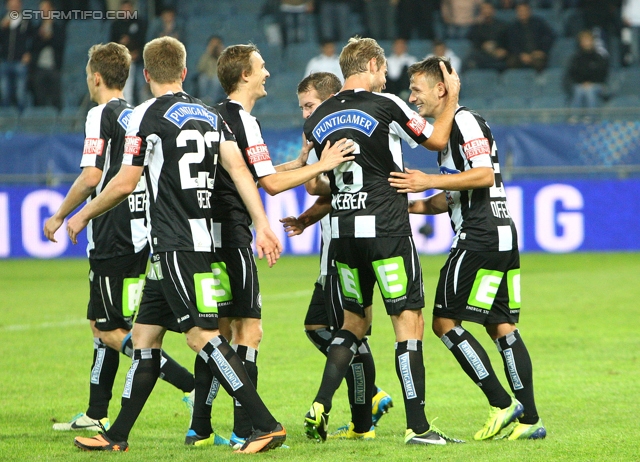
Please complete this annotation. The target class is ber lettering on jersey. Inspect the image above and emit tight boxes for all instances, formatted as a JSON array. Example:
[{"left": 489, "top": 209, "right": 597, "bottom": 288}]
[
  {"left": 245, "top": 144, "right": 271, "bottom": 164},
  {"left": 463, "top": 138, "right": 490, "bottom": 160},
  {"left": 83, "top": 138, "right": 105, "bottom": 155},
  {"left": 124, "top": 136, "right": 142, "bottom": 156},
  {"left": 406, "top": 114, "right": 427, "bottom": 136}
]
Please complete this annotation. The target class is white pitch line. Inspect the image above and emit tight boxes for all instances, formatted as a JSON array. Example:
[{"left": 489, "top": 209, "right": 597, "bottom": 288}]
[{"left": 0, "top": 318, "right": 87, "bottom": 332}]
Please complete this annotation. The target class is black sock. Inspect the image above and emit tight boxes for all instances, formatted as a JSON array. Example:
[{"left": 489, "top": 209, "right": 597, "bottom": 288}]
[
  {"left": 441, "top": 326, "right": 511, "bottom": 409},
  {"left": 159, "top": 351, "right": 195, "bottom": 393},
  {"left": 199, "top": 336, "right": 277, "bottom": 433},
  {"left": 395, "top": 340, "right": 428, "bottom": 434},
  {"left": 305, "top": 327, "right": 333, "bottom": 356},
  {"left": 86, "top": 339, "right": 119, "bottom": 420},
  {"left": 190, "top": 354, "right": 220, "bottom": 436},
  {"left": 314, "top": 329, "right": 359, "bottom": 413},
  {"left": 120, "top": 333, "right": 194, "bottom": 393},
  {"left": 232, "top": 345, "right": 259, "bottom": 438},
  {"left": 346, "top": 338, "right": 375, "bottom": 433},
  {"left": 496, "top": 329, "right": 539, "bottom": 424},
  {"left": 106, "top": 348, "right": 161, "bottom": 442}
]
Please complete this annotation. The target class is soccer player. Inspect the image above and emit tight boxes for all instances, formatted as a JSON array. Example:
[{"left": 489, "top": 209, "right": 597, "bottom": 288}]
[
  {"left": 280, "top": 72, "right": 393, "bottom": 440},
  {"left": 43, "top": 42, "right": 194, "bottom": 433},
  {"left": 190, "top": 44, "right": 355, "bottom": 449},
  {"left": 301, "top": 37, "right": 463, "bottom": 445},
  {"left": 388, "top": 56, "right": 546, "bottom": 441},
  {"left": 67, "top": 36, "right": 286, "bottom": 454}
]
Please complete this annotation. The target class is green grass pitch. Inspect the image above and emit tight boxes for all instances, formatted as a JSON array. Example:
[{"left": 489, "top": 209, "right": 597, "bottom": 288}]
[{"left": 0, "top": 253, "right": 638, "bottom": 461}]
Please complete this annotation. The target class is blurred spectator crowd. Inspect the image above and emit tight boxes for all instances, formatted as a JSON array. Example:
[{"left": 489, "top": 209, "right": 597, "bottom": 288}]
[{"left": 0, "top": 0, "right": 638, "bottom": 123}]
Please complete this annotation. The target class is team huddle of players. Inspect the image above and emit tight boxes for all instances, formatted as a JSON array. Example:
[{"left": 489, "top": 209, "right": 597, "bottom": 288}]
[{"left": 44, "top": 34, "right": 545, "bottom": 454}]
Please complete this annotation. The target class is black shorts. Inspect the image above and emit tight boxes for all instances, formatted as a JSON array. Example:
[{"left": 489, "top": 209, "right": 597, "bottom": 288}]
[
  {"left": 155, "top": 251, "right": 220, "bottom": 332},
  {"left": 87, "top": 249, "right": 149, "bottom": 331},
  {"left": 212, "top": 247, "right": 261, "bottom": 319},
  {"left": 433, "top": 248, "right": 521, "bottom": 325},
  {"left": 134, "top": 276, "right": 181, "bottom": 333},
  {"left": 330, "top": 236, "right": 424, "bottom": 317}
]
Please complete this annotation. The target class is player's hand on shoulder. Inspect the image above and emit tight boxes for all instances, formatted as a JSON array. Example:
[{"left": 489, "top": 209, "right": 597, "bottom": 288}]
[
  {"left": 389, "top": 168, "right": 432, "bottom": 194},
  {"left": 319, "top": 138, "right": 355, "bottom": 171}
]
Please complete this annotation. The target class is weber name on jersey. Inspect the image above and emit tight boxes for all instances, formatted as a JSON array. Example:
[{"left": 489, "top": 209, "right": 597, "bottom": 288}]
[
  {"left": 81, "top": 98, "right": 147, "bottom": 259},
  {"left": 123, "top": 92, "right": 234, "bottom": 253},
  {"left": 439, "top": 107, "right": 517, "bottom": 251},
  {"left": 212, "top": 99, "right": 277, "bottom": 248},
  {"left": 304, "top": 90, "right": 433, "bottom": 238}
]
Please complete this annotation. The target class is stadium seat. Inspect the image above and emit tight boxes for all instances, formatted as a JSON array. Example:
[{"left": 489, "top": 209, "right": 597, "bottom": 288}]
[
  {"left": 606, "top": 95, "right": 640, "bottom": 108},
  {"left": 534, "top": 67, "right": 568, "bottom": 96},
  {"left": 609, "top": 68, "right": 640, "bottom": 97},
  {"left": 407, "top": 39, "right": 432, "bottom": 59},
  {"left": 19, "top": 107, "right": 59, "bottom": 133},
  {"left": 499, "top": 68, "right": 537, "bottom": 97},
  {"left": 446, "top": 39, "right": 470, "bottom": 62},
  {"left": 461, "top": 69, "right": 500, "bottom": 99},
  {"left": 548, "top": 37, "right": 576, "bottom": 68},
  {"left": 460, "top": 96, "right": 493, "bottom": 111},
  {"left": 491, "top": 95, "right": 530, "bottom": 110},
  {"left": 529, "top": 95, "right": 568, "bottom": 109},
  {"left": 284, "top": 42, "right": 319, "bottom": 75}
]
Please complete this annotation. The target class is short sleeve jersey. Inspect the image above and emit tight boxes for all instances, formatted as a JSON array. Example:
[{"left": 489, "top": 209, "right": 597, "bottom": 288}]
[
  {"left": 211, "top": 99, "right": 277, "bottom": 248},
  {"left": 80, "top": 98, "right": 147, "bottom": 259},
  {"left": 303, "top": 89, "right": 433, "bottom": 238},
  {"left": 439, "top": 107, "right": 517, "bottom": 251},
  {"left": 123, "top": 92, "right": 235, "bottom": 254}
]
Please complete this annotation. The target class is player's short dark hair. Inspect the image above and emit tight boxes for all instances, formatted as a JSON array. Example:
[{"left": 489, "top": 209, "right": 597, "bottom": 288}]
[
  {"left": 143, "top": 37, "right": 186, "bottom": 84},
  {"left": 339, "top": 36, "right": 386, "bottom": 80},
  {"left": 87, "top": 42, "right": 131, "bottom": 90},
  {"left": 297, "top": 72, "right": 341, "bottom": 101},
  {"left": 217, "top": 43, "right": 260, "bottom": 96},
  {"left": 407, "top": 56, "right": 452, "bottom": 85}
]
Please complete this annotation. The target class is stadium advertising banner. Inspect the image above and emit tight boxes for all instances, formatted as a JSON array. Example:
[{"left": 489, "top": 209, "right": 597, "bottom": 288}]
[{"left": 1, "top": 179, "right": 638, "bottom": 258}]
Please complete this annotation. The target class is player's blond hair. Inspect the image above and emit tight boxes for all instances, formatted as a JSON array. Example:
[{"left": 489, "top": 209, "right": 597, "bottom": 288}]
[
  {"left": 217, "top": 44, "right": 260, "bottom": 96},
  {"left": 339, "top": 37, "right": 386, "bottom": 80},
  {"left": 143, "top": 37, "right": 186, "bottom": 84},
  {"left": 87, "top": 43, "right": 131, "bottom": 90}
]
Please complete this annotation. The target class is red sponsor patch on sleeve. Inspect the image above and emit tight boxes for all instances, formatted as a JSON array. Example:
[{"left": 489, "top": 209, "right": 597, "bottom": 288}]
[
  {"left": 462, "top": 138, "right": 491, "bottom": 160},
  {"left": 245, "top": 144, "right": 271, "bottom": 164},
  {"left": 83, "top": 138, "right": 105, "bottom": 155},
  {"left": 124, "top": 136, "right": 143, "bottom": 156},
  {"left": 406, "top": 115, "right": 427, "bottom": 136}
]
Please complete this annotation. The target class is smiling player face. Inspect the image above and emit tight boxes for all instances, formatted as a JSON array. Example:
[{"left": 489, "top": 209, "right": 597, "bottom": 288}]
[
  {"left": 408, "top": 72, "right": 442, "bottom": 118},
  {"left": 248, "top": 51, "right": 270, "bottom": 100}
]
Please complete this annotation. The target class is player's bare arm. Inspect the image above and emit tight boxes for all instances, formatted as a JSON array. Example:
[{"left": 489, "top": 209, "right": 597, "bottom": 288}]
[
  {"left": 44, "top": 166, "right": 102, "bottom": 242},
  {"left": 66, "top": 164, "right": 143, "bottom": 244},
  {"left": 274, "top": 133, "right": 314, "bottom": 172},
  {"left": 420, "top": 62, "right": 460, "bottom": 151},
  {"left": 408, "top": 192, "right": 448, "bottom": 215},
  {"left": 280, "top": 195, "right": 331, "bottom": 237},
  {"left": 389, "top": 166, "right": 494, "bottom": 193},
  {"left": 219, "top": 140, "right": 282, "bottom": 267},
  {"left": 305, "top": 173, "right": 331, "bottom": 196},
  {"left": 258, "top": 138, "right": 355, "bottom": 195}
]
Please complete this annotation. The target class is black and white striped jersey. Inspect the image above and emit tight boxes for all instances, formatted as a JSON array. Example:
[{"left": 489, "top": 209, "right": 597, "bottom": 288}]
[
  {"left": 211, "top": 99, "right": 277, "bottom": 248},
  {"left": 123, "top": 92, "right": 235, "bottom": 253},
  {"left": 304, "top": 89, "right": 433, "bottom": 238},
  {"left": 81, "top": 98, "right": 147, "bottom": 259},
  {"left": 439, "top": 107, "right": 517, "bottom": 251}
]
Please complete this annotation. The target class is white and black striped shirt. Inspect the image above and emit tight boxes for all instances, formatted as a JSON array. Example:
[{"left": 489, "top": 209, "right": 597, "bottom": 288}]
[
  {"left": 439, "top": 107, "right": 517, "bottom": 251},
  {"left": 81, "top": 98, "right": 147, "bottom": 259},
  {"left": 123, "top": 92, "right": 235, "bottom": 253},
  {"left": 304, "top": 89, "right": 433, "bottom": 238}
]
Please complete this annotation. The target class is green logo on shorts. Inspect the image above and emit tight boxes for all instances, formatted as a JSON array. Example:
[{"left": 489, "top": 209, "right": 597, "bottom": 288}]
[
  {"left": 194, "top": 262, "right": 233, "bottom": 313},
  {"left": 507, "top": 269, "right": 521, "bottom": 309},
  {"left": 336, "top": 262, "right": 363, "bottom": 304},
  {"left": 122, "top": 276, "right": 145, "bottom": 317},
  {"left": 372, "top": 256, "right": 407, "bottom": 299},
  {"left": 468, "top": 269, "right": 504, "bottom": 310}
]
